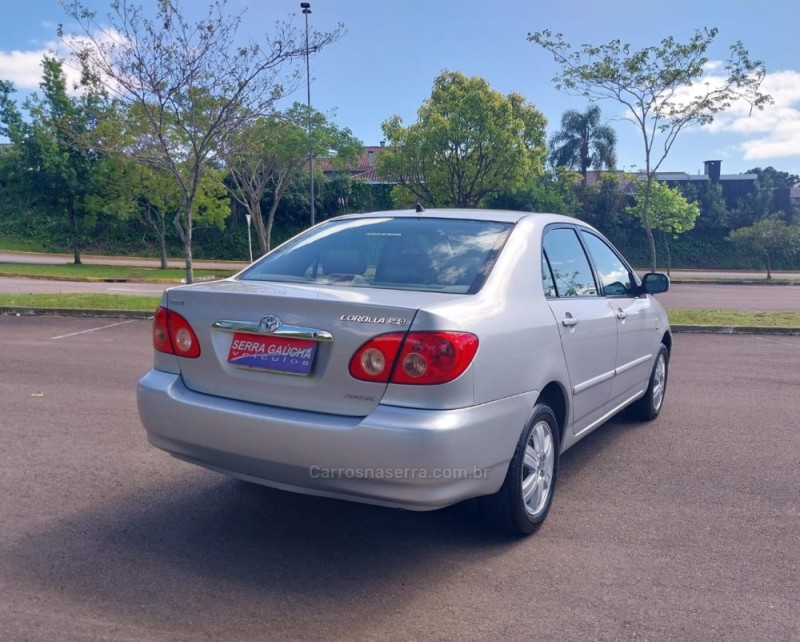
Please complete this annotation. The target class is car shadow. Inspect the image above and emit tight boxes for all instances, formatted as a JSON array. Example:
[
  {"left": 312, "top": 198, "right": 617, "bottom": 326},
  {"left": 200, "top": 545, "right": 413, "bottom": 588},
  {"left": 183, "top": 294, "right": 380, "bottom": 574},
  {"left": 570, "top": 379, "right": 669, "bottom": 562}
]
[
  {"left": 5, "top": 411, "right": 650, "bottom": 633},
  {"left": 6, "top": 467, "right": 523, "bottom": 630}
]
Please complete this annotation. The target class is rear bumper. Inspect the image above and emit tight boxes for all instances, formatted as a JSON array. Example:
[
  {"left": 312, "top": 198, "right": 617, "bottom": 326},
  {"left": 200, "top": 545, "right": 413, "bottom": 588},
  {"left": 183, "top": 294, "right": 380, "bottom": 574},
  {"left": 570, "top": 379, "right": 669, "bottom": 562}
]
[{"left": 137, "top": 369, "right": 538, "bottom": 510}]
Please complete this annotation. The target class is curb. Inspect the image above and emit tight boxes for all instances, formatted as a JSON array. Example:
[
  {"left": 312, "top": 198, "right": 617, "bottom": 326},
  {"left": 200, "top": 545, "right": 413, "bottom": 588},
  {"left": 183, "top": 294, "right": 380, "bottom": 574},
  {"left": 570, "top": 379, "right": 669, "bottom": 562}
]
[
  {"left": 3, "top": 308, "right": 800, "bottom": 335},
  {"left": 1, "top": 307, "right": 153, "bottom": 320},
  {"left": 669, "top": 324, "right": 800, "bottom": 336},
  {"left": 669, "top": 279, "right": 800, "bottom": 286}
]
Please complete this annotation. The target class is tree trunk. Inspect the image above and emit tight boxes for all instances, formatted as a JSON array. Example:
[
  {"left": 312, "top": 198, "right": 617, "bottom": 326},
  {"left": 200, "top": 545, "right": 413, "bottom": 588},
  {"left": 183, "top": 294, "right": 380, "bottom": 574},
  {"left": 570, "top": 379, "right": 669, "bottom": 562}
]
[
  {"left": 67, "top": 197, "right": 82, "bottom": 265},
  {"left": 250, "top": 197, "right": 269, "bottom": 255},
  {"left": 662, "top": 230, "right": 672, "bottom": 276},
  {"left": 158, "top": 214, "right": 168, "bottom": 270},
  {"left": 642, "top": 177, "right": 658, "bottom": 272},
  {"left": 265, "top": 197, "right": 280, "bottom": 253},
  {"left": 765, "top": 251, "right": 772, "bottom": 280},
  {"left": 173, "top": 201, "right": 193, "bottom": 285},
  {"left": 144, "top": 205, "right": 169, "bottom": 269}
]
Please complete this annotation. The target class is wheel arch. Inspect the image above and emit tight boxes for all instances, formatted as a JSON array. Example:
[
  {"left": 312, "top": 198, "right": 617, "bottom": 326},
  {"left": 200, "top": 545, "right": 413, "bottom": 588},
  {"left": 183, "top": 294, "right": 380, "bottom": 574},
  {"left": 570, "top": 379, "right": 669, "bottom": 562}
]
[
  {"left": 537, "top": 381, "right": 568, "bottom": 447},
  {"left": 661, "top": 330, "right": 672, "bottom": 354}
]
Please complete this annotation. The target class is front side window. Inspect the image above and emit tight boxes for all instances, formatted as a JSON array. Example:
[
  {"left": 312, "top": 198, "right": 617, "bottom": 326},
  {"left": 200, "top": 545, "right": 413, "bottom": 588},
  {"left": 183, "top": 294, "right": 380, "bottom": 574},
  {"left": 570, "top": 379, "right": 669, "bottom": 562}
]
[
  {"left": 542, "top": 228, "right": 597, "bottom": 297},
  {"left": 580, "top": 231, "right": 634, "bottom": 296},
  {"left": 240, "top": 217, "right": 513, "bottom": 294}
]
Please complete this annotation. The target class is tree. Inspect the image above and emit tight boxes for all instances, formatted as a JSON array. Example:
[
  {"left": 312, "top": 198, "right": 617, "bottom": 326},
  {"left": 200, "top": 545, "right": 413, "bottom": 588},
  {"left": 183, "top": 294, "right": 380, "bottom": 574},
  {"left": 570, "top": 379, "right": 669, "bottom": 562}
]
[
  {"left": 682, "top": 181, "right": 730, "bottom": 231},
  {"left": 530, "top": 27, "right": 772, "bottom": 272},
  {"left": 0, "top": 57, "right": 114, "bottom": 264},
  {"left": 727, "top": 218, "right": 800, "bottom": 279},
  {"left": 485, "top": 169, "right": 579, "bottom": 215},
  {"left": 377, "top": 71, "right": 547, "bottom": 208},
  {"left": 627, "top": 180, "right": 700, "bottom": 274},
  {"left": 745, "top": 166, "right": 799, "bottom": 189},
  {"left": 221, "top": 104, "right": 362, "bottom": 254},
  {"left": 549, "top": 105, "right": 616, "bottom": 183},
  {"left": 60, "top": 0, "right": 342, "bottom": 282},
  {"left": 744, "top": 167, "right": 799, "bottom": 224}
]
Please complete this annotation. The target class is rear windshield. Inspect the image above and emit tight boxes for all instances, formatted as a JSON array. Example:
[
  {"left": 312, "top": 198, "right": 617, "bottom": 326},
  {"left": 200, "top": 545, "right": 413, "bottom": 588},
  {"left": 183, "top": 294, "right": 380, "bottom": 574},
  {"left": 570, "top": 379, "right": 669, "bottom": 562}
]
[{"left": 239, "top": 217, "right": 514, "bottom": 294}]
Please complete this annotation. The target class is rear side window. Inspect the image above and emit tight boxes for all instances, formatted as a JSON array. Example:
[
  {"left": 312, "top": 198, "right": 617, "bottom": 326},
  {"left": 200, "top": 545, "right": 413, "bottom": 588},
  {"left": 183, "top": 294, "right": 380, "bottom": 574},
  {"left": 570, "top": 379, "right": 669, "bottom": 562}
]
[
  {"left": 240, "top": 217, "right": 513, "bottom": 294},
  {"left": 542, "top": 228, "right": 598, "bottom": 297}
]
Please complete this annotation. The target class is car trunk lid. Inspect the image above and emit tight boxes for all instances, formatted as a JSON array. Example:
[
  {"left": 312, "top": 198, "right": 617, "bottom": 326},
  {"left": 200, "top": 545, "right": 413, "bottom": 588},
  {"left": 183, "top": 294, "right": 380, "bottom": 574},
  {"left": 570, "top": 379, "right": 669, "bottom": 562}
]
[{"left": 164, "top": 279, "right": 439, "bottom": 416}]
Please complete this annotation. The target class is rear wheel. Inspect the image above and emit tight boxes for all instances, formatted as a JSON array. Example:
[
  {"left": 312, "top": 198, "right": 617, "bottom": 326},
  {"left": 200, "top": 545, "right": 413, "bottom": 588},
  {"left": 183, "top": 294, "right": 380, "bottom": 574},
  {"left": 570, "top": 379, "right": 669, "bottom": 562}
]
[
  {"left": 481, "top": 404, "right": 559, "bottom": 535},
  {"left": 628, "top": 344, "right": 669, "bottom": 420}
]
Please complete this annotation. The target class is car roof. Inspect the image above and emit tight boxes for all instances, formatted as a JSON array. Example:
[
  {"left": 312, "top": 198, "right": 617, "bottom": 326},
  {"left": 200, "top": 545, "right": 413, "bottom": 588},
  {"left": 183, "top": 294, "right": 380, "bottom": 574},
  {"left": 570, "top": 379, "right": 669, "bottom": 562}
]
[{"left": 331, "top": 208, "right": 582, "bottom": 227}]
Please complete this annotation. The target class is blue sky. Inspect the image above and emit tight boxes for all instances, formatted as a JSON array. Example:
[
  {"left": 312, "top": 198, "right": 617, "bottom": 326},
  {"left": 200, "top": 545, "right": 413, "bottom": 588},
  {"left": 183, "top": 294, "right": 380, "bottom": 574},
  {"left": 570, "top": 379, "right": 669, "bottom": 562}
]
[{"left": 2, "top": 0, "right": 800, "bottom": 177}]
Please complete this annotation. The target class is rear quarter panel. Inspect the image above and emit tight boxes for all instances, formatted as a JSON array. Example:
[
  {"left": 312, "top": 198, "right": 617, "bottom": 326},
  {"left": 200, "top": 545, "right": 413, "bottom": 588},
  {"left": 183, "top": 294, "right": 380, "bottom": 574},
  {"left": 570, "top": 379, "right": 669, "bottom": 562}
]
[{"left": 381, "top": 217, "right": 570, "bottom": 413}]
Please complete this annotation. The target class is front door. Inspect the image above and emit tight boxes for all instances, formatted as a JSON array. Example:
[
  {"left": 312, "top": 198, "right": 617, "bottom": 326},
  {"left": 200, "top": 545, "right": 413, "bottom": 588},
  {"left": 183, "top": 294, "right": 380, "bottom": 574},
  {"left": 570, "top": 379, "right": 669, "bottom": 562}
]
[{"left": 543, "top": 227, "right": 618, "bottom": 435}]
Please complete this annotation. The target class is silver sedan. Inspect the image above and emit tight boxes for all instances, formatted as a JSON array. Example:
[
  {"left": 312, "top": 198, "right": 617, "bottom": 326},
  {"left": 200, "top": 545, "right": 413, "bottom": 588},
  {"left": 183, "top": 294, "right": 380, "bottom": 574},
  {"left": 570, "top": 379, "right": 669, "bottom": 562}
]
[{"left": 138, "top": 209, "right": 671, "bottom": 534}]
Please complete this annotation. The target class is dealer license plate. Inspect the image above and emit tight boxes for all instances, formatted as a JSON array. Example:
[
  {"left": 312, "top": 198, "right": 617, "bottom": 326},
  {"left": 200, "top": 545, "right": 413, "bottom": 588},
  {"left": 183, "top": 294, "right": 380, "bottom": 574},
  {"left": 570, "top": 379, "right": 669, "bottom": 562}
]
[{"left": 227, "top": 333, "right": 317, "bottom": 376}]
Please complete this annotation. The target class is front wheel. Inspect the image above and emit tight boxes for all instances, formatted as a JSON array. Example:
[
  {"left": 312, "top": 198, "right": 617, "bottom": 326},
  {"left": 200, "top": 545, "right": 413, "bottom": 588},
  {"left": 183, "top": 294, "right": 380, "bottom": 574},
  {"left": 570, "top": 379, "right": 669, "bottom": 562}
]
[
  {"left": 480, "top": 404, "right": 559, "bottom": 535},
  {"left": 628, "top": 344, "right": 669, "bottom": 420}
]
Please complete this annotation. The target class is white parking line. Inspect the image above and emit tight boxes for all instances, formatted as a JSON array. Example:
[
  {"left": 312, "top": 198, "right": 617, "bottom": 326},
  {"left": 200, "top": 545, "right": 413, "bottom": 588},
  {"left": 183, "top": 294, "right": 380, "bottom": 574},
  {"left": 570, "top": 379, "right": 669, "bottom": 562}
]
[
  {"left": 52, "top": 320, "right": 137, "bottom": 340},
  {"left": 751, "top": 336, "right": 800, "bottom": 349}
]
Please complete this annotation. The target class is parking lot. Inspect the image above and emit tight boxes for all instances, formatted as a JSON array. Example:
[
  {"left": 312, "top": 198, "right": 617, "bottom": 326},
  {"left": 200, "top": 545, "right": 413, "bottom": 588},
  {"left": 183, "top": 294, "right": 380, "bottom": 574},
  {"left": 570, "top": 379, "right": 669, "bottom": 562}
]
[{"left": 1, "top": 316, "right": 798, "bottom": 641}]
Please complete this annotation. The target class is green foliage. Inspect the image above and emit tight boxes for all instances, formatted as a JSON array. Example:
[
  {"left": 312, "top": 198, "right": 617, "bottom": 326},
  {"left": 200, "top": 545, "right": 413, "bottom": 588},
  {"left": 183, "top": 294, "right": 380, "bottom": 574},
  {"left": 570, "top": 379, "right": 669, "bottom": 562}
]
[
  {"left": 529, "top": 27, "right": 772, "bottom": 271},
  {"left": 574, "top": 171, "right": 628, "bottom": 231},
  {"left": 627, "top": 180, "right": 700, "bottom": 235},
  {"left": 683, "top": 181, "right": 730, "bottom": 231},
  {"left": 745, "top": 166, "right": 799, "bottom": 189},
  {"left": 549, "top": 105, "right": 616, "bottom": 180},
  {"left": 378, "top": 71, "right": 547, "bottom": 208},
  {"left": 485, "top": 170, "right": 579, "bottom": 214},
  {"left": 222, "top": 105, "right": 362, "bottom": 252},
  {"left": 727, "top": 218, "right": 800, "bottom": 278},
  {"left": 60, "top": 0, "right": 343, "bottom": 282},
  {"left": 0, "top": 58, "right": 119, "bottom": 264}
]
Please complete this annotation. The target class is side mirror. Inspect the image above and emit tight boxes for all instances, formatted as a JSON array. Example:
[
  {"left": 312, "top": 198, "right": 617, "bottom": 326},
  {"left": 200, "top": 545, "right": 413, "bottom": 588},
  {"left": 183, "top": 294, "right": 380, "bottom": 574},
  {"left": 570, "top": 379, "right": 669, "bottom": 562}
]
[{"left": 641, "top": 272, "right": 670, "bottom": 294}]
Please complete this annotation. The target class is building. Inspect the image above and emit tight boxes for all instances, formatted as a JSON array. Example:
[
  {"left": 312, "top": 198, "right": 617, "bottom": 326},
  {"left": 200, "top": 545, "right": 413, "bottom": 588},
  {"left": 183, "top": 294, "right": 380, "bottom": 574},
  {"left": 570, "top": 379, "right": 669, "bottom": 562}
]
[{"left": 319, "top": 143, "right": 389, "bottom": 184}]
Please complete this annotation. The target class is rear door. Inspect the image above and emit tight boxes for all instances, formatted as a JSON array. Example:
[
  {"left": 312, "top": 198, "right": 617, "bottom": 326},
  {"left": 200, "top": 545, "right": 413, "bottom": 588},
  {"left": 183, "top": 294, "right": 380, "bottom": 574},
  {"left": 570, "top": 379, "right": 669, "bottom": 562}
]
[{"left": 542, "top": 227, "right": 618, "bottom": 435}]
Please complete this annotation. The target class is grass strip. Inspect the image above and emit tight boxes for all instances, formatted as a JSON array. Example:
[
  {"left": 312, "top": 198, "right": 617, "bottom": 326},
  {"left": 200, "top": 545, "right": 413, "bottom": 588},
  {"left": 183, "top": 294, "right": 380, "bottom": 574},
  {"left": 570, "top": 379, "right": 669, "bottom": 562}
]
[
  {"left": 0, "top": 293, "right": 160, "bottom": 312},
  {"left": 667, "top": 308, "right": 800, "bottom": 327},
  {"left": 0, "top": 262, "right": 234, "bottom": 281}
]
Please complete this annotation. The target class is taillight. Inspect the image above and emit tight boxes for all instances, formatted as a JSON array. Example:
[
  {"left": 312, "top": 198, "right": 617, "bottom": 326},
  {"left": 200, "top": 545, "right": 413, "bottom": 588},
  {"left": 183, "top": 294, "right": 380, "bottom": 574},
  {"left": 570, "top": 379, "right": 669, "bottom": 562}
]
[
  {"left": 349, "top": 333, "right": 404, "bottom": 383},
  {"left": 349, "top": 331, "right": 478, "bottom": 385},
  {"left": 152, "top": 306, "right": 201, "bottom": 358}
]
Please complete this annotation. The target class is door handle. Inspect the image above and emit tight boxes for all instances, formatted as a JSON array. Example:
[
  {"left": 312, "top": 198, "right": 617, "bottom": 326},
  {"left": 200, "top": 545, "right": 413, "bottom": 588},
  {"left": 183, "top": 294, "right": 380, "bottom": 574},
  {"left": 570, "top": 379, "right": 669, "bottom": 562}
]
[
  {"left": 561, "top": 315, "right": 579, "bottom": 327},
  {"left": 616, "top": 309, "right": 628, "bottom": 320}
]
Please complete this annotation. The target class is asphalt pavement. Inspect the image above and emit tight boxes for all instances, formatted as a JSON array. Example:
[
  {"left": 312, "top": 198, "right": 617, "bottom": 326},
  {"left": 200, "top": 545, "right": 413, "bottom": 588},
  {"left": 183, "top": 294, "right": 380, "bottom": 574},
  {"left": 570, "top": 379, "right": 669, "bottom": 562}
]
[{"left": 1, "top": 316, "right": 798, "bottom": 640}]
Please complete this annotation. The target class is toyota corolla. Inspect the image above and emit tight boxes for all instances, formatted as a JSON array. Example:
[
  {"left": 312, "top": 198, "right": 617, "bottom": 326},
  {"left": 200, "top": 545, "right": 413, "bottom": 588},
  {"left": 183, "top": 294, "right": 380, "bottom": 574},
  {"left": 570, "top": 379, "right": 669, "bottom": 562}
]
[{"left": 137, "top": 209, "right": 671, "bottom": 534}]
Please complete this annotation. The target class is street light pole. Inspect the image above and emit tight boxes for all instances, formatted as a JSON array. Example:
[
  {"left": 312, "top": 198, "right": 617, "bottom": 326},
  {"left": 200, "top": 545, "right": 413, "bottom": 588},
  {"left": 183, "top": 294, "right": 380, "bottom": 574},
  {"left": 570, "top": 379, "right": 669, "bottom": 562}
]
[{"left": 301, "top": 2, "right": 315, "bottom": 227}]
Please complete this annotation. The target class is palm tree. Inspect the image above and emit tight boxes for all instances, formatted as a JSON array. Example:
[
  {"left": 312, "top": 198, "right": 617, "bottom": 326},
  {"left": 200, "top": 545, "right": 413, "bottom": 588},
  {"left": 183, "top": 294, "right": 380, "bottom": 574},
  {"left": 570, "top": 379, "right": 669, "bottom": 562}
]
[{"left": 549, "top": 105, "right": 617, "bottom": 183}]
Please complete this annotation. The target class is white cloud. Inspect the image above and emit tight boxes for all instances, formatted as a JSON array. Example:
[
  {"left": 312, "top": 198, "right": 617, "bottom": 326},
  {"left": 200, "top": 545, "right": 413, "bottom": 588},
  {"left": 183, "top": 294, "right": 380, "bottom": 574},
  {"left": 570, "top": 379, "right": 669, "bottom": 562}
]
[
  {"left": 700, "top": 69, "right": 800, "bottom": 162},
  {"left": 0, "top": 39, "right": 85, "bottom": 93},
  {"left": 0, "top": 48, "right": 53, "bottom": 90}
]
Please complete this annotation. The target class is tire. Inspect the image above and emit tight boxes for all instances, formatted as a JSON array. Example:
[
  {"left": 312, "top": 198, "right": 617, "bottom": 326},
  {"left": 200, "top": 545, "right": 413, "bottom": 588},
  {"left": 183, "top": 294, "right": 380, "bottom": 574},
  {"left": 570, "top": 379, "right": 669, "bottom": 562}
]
[
  {"left": 480, "top": 404, "right": 559, "bottom": 535},
  {"left": 628, "top": 344, "right": 669, "bottom": 421}
]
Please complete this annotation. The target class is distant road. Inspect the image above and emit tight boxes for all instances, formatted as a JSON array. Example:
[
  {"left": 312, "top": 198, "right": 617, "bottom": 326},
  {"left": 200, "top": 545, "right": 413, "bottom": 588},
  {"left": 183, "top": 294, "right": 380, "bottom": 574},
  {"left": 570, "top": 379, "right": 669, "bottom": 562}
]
[
  {"left": 3, "top": 251, "right": 800, "bottom": 311},
  {"left": 2, "top": 251, "right": 800, "bottom": 281},
  {"left": 2, "top": 276, "right": 800, "bottom": 312}
]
